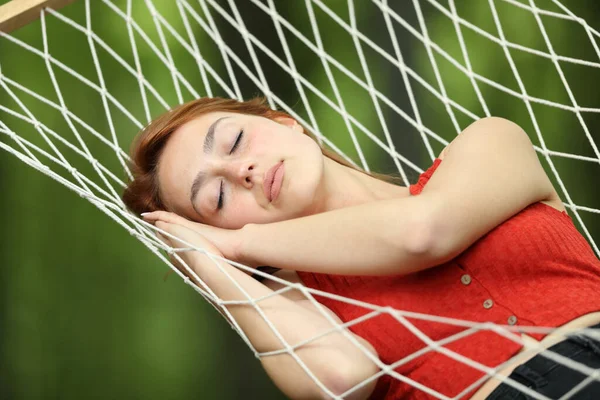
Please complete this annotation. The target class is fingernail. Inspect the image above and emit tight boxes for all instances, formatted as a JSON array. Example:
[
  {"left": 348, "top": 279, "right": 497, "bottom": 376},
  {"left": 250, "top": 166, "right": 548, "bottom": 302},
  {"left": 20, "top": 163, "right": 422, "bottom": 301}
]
[{"left": 141, "top": 212, "right": 150, "bottom": 217}]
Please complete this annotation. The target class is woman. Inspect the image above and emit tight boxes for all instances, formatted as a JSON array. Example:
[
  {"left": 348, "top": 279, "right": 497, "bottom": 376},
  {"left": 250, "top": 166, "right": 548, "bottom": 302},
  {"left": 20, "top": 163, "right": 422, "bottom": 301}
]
[{"left": 123, "top": 97, "right": 600, "bottom": 400}]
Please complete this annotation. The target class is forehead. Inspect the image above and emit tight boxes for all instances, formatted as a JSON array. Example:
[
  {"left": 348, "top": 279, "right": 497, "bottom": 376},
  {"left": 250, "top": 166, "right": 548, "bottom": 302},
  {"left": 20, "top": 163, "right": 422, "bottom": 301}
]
[{"left": 161, "top": 111, "right": 226, "bottom": 168}]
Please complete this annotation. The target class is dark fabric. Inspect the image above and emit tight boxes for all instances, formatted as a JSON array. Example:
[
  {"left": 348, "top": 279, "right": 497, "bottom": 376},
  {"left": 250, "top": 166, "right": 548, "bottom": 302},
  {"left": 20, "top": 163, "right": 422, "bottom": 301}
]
[
  {"left": 486, "top": 322, "right": 600, "bottom": 399},
  {"left": 251, "top": 266, "right": 281, "bottom": 282}
]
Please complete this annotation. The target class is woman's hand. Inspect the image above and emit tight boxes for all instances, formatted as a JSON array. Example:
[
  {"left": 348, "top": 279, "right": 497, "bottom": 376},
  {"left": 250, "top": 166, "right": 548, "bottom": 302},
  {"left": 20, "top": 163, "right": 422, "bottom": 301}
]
[
  {"left": 145, "top": 215, "right": 258, "bottom": 280},
  {"left": 141, "top": 211, "right": 249, "bottom": 268}
]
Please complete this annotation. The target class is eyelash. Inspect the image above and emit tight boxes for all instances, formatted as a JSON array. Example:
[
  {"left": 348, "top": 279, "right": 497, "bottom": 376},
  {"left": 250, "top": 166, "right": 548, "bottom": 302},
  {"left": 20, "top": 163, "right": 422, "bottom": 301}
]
[
  {"left": 217, "top": 130, "right": 244, "bottom": 210},
  {"left": 217, "top": 180, "right": 224, "bottom": 210},
  {"left": 230, "top": 129, "right": 243, "bottom": 154}
]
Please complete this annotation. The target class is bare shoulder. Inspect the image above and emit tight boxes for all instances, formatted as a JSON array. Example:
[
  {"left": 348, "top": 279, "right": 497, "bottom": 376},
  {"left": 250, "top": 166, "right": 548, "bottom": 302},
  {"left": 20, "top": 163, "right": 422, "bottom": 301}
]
[
  {"left": 421, "top": 117, "right": 564, "bottom": 260},
  {"left": 435, "top": 116, "right": 557, "bottom": 204},
  {"left": 438, "top": 117, "right": 527, "bottom": 158}
]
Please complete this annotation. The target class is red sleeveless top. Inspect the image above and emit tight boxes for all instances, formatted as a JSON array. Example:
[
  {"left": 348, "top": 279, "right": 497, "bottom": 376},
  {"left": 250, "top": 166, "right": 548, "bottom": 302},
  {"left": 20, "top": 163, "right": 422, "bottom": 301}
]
[{"left": 296, "top": 158, "right": 600, "bottom": 399}]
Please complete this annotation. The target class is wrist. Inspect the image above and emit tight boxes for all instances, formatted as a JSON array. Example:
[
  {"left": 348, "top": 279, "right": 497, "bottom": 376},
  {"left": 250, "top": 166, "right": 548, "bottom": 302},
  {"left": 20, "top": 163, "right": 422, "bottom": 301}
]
[{"left": 238, "top": 223, "right": 258, "bottom": 267}]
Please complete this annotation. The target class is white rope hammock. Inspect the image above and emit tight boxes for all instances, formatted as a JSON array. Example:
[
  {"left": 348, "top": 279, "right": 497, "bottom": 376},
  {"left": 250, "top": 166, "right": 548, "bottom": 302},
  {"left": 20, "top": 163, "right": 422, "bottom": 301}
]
[{"left": 1, "top": 0, "right": 599, "bottom": 398}]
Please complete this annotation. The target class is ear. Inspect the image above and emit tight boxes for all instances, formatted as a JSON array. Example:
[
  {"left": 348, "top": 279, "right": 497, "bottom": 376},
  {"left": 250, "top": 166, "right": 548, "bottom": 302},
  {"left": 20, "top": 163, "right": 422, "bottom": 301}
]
[{"left": 273, "top": 116, "right": 304, "bottom": 133}]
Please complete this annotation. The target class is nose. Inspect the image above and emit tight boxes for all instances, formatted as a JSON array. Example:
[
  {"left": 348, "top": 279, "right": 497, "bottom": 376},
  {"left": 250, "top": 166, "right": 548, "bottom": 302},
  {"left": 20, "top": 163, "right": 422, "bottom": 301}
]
[{"left": 228, "top": 160, "right": 255, "bottom": 189}]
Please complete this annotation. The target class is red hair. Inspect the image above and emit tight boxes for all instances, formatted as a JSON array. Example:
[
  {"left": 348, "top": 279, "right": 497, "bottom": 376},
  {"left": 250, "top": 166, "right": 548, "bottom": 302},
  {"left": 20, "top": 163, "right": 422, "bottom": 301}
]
[{"left": 122, "top": 96, "right": 396, "bottom": 216}]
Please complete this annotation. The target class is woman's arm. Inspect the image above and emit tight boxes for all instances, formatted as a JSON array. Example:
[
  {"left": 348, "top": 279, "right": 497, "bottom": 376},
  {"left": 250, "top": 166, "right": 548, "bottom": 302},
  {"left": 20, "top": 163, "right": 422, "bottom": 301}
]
[
  {"left": 154, "top": 221, "right": 379, "bottom": 400},
  {"left": 240, "top": 194, "right": 438, "bottom": 276},
  {"left": 240, "top": 117, "right": 554, "bottom": 276}
]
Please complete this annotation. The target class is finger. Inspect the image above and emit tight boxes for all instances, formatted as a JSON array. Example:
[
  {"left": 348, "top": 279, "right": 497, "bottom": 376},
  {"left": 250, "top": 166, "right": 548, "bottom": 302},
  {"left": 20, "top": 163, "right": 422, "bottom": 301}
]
[
  {"left": 142, "top": 210, "right": 191, "bottom": 226},
  {"left": 153, "top": 222, "right": 186, "bottom": 268},
  {"left": 154, "top": 230, "right": 169, "bottom": 245},
  {"left": 141, "top": 211, "right": 170, "bottom": 222},
  {"left": 154, "top": 221, "right": 174, "bottom": 241},
  {"left": 153, "top": 228, "right": 172, "bottom": 250},
  {"left": 152, "top": 221, "right": 177, "bottom": 246},
  {"left": 155, "top": 220, "right": 192, "bottom": 248}
]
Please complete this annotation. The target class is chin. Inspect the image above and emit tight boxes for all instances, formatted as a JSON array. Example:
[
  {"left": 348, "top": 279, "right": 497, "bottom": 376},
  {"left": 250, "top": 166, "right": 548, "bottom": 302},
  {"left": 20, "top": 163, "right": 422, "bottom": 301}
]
[
  {"left": 287, "top": 177, "right": 322, "bottom": 218},
  {"left": 277, "top": 149, "right": 323, "bottom": 217}
]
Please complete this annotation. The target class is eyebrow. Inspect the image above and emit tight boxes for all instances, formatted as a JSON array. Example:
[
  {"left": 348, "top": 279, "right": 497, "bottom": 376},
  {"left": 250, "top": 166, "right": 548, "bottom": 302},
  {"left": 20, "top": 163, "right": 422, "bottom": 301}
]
[{"left": 189, "top": 116, "right": 230, "bottom": 214}]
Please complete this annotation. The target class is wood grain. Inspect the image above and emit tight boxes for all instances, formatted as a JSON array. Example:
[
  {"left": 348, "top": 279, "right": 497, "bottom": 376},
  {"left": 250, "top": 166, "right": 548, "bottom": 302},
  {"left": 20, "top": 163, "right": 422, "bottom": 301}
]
[{"left": 0, "top": 0, "right": 77, "bottom": 33}]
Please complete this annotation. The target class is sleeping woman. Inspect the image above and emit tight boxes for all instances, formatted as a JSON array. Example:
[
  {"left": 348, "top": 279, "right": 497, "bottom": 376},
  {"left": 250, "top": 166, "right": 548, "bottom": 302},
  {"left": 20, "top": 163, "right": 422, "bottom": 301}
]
[{"left": 122, "top": 97, "right": 600, "bottom": 400}]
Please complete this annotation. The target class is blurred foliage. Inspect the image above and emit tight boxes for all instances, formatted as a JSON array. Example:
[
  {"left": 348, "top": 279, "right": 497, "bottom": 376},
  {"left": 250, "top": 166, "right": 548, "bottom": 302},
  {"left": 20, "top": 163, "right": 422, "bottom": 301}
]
[{"left": 0, "top": 1, "right": 599, "bottom": 399}]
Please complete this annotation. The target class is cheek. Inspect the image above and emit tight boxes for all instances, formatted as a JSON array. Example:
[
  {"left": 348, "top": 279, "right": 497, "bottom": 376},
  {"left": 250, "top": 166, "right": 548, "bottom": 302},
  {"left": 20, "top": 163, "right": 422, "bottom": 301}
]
[
  {"left": 247, "top": 131, "right": 272, "bottom": 155},
  {"left": 221, "top": 198, "right": 264, "bottom": 229}
]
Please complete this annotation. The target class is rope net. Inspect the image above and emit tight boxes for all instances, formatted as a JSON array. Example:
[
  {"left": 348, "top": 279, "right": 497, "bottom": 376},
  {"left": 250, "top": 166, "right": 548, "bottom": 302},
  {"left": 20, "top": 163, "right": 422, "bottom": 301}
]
[{"left": 1, "top": 0, "right": 599, "bottom": 398}]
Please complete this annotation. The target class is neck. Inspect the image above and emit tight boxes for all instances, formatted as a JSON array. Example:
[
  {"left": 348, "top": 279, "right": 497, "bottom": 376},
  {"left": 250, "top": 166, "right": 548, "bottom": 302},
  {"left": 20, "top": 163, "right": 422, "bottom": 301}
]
[{"left": 311, "top": 157, "right": 410, "bottom": 214}]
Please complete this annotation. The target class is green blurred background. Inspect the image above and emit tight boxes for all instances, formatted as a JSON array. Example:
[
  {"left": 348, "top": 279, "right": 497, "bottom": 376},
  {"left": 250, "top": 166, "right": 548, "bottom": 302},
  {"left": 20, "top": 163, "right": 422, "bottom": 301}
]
[{"left": 1, "top": 1, "right": 599, "bottom": 399}]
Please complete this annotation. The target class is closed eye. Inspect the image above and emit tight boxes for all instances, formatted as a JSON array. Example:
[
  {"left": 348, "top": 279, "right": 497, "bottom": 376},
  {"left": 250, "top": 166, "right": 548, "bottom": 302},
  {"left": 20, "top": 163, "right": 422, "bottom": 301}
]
[
  {"left": 217, "top": 130, "right": 243, "bottom": 211},
  {"left": 217, "top": 180, "right": 224, "bottom": 210},
  {"left": 230, "top": 130, "right": 243, "bottom": 154}
]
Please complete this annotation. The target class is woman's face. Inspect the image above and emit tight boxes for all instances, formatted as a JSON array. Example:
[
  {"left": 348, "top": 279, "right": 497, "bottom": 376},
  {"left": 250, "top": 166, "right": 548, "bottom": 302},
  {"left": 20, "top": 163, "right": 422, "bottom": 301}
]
[{"left": 157, "top": 112, "right": 325, "bottom": 229}]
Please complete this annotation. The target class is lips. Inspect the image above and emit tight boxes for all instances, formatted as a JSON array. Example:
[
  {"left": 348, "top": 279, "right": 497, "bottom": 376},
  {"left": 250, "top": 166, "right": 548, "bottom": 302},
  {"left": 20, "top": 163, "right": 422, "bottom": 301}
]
[{"left": 263, "top": 161, "right": 284, "bottom": 202}]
